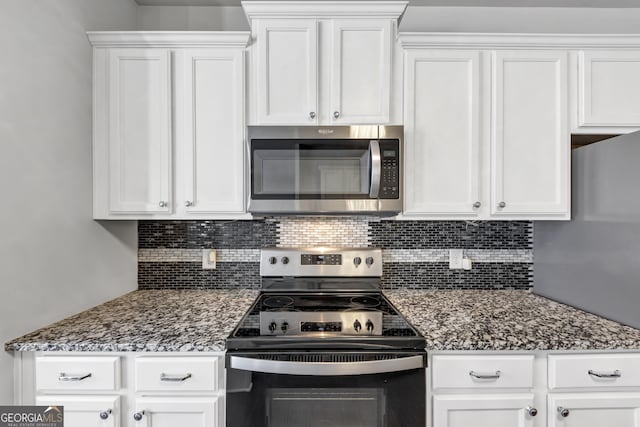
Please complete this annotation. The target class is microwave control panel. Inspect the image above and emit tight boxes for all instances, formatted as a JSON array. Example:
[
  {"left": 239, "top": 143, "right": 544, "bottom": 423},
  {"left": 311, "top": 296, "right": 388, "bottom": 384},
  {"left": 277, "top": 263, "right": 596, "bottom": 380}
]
[{"left": 379, "top": 140, "right": 400, "bottom": 199}]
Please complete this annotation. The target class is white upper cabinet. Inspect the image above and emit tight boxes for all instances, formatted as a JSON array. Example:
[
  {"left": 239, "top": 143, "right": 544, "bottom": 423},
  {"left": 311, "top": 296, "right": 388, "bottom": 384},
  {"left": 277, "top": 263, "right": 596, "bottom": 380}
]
[
  {"left": 491, "top": 50, "right": 570, "bottom": 218},
  {"left": 255, "top": 19, "right": 318, "bottom": 124},
  {"left": 576, "top": 50, "right": 640, "bottom": 132},
  {"left": 178, "top": 48, "right": 246, "bottom": 215},
  {"left": 330, "top": 19, "right": 392, "bottom": 124},
  {"left": 90, "top": 33, "right": 250, "bottom": 220},
  {"left": 245, "top": 1, "right": 406, "bottom": 125},
  {"left": 403, "top": 50, "right": 482, "bottom": 217},
  {"left": 400, "top": 34, "right": 570, "bottom": 220},
  {"left": 106, "top": 48, "right": 172, "bottom": 215}
]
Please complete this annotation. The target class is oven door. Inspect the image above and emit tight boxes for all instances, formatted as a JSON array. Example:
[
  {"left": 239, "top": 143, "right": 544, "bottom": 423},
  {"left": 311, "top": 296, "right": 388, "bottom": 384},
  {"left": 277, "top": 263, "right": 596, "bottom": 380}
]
[{"left": 225, "top": 351, "right": 426, "bottom": 427}]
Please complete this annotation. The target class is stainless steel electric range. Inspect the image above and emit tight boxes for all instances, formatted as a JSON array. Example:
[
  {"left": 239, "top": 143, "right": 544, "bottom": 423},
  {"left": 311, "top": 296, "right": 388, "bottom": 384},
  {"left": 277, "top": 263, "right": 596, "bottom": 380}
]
[{"left": 226, "top": 248, "right": 426, "bottom": 427}]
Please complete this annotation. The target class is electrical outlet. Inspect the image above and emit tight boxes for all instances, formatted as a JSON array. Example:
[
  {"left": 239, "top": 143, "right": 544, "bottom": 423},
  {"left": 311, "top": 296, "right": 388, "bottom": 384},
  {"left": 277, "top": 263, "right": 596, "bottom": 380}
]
[
  {"left": 449, "top": 249, "right": 463, "bottom": 270},
  {"left": 202, "top": 249, "right": 216, "bottom": 270}
]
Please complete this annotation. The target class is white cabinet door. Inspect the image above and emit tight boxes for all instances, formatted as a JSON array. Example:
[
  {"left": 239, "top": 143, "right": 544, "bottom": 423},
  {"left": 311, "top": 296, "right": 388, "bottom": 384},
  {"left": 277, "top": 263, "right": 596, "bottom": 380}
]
[
  {"left": 549, "top": 393, "right": 640, "bottom": 427},
  {"left": 134, "top": 397, "right": 219, "bottom": 427},
  {"left": 330, "top": 19, "right": 392, "bottom": 124},
  {"left": 107, "top": 48, "right": 172, "bottom": 214},
  {"left": 491, "top": 50, "right": 569, "bottom": 218},
  {"left": 434, "top": 394, "right": 538, "bottom": 427},
  {"left": 579, "top": 50, "right": 640, "bottom": 128},
  {"left": 256, "top": 19, "right": 318, "bottom": 124},
  {"left": 36, "top": 395, "right": 120, "bottom": 427},
  {"left": 179, "top": 49, "right": 245, "bottom": 214},
  {"left": 403, "top": 50, "right": 482, "bottom": 217}
]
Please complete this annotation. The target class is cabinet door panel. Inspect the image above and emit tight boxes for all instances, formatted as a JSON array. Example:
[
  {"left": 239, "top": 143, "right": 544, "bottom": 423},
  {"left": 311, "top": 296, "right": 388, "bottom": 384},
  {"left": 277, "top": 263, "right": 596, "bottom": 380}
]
[
  {"left": 108, "top": 48, "right": 172, "bottom": 214},
  {"left": 135, "top": 397, "right": 219, "bottom": 427},
  {"left": 580, "top": 51, "right": 640, "bottom": 127},
  {"left": 256, "top": 19, "right": 318, "bottom": 124},
  {"left": 36, "top": 395, "right": 119, "bottom": 427},
  {"left": 434, "top": 394, "right": 536, "bottom": 427},
  {"left": 404, "top": 50, "right": 481, "bottom": 216},
  {"left": 491, "top": 50, "right": 569, "bottom": 217},
  {"left": 549, "top": 393, "right": 640, "bottom": 427},
  {"left": 181, "top": 49, "right": 245, "bottom": 214},
  {"left": 330, "top": 20, "right": 391, "bottom": 124}
]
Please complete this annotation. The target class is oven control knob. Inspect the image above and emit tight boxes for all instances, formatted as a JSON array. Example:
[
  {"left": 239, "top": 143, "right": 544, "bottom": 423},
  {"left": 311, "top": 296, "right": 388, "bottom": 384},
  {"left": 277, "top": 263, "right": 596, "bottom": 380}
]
[
  {"left": 366, "top": 319, "right": 374, "bottom": 332},
  {"left": 353, "top": 319, "right": 362, "bottom": 332},
  {"left": 353, "top": 257, "right": 362, "bottom": 267},
  {"left": 281, "top": 321, "right": 289, "bottom": 333},
  {"left": 365, "top": 257, "right": 375, "bottom": 267},
  {"left": 281, "top": 256, "right": 289, "bottom": 265},
  {"left": 268, "top": 257, "right": 277, "bottom": 265},
  {"left": 268, "top": 321, "right": 277, "bottom": 333}
]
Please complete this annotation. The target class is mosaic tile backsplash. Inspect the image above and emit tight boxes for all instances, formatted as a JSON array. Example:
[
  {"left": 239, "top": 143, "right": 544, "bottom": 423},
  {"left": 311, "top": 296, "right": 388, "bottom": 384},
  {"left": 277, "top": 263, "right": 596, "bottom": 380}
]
[{"left": 138, "top": 218, "right": 533, "bottom": 290}]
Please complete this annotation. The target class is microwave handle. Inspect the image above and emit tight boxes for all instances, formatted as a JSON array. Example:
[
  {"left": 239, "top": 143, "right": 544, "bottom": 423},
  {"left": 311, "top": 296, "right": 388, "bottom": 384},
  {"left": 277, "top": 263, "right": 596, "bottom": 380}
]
[{"left": 369, "top": 140, "right": 381, "bottom": 198}]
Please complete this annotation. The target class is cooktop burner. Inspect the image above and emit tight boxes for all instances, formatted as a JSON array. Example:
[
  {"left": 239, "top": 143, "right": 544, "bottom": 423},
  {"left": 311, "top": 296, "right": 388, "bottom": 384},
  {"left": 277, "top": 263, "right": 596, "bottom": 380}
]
[{"left": 262, "top": 295, "right": 294, "bottom": 308}]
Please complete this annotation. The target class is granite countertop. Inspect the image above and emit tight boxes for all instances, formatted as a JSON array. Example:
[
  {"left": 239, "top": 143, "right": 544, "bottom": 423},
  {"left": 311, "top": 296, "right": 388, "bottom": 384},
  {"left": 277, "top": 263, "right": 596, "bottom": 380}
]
[
  {"left": 7, "top": 289, "right": 640, "bottom": 353},
  {"left": 5, "top": 290, "right": 258, "bottom": 352},
  {"left": 384, "top": 290, "right": 640, "bottom": 351}
]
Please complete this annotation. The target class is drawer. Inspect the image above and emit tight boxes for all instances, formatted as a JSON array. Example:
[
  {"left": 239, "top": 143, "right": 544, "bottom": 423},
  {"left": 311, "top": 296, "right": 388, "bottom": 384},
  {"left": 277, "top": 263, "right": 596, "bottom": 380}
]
[
  {"left": 549, "top": 354, "right": 640, "bottom": 389},
  {"left": 36, "top": 356, "right": 120, "bottom": 392},
  {"left": 135, "top": 356, "right": 220, "bottom": 392},
  {"left": 432, "top": 355, "right": 534, "bottom": 390}
]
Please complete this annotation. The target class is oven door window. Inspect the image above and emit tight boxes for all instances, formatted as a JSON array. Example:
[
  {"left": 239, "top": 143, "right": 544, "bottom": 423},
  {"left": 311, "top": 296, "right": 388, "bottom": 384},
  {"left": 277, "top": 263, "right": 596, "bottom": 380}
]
[
  {"left": 251, "top": 140, "right": 372, "bottom": 199},
  {"left": 268, "top": 388, "right": 383, "bottom": 427},
  {"left": 226, "top": 368, "right": 425, "bottom": 427}
]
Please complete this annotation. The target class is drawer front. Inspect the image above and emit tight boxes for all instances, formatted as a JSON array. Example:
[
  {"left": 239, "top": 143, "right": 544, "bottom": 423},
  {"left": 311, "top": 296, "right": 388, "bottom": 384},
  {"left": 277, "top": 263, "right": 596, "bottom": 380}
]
[
  {"left": 36, "top": 356, "right": 120, "bottom": 392},
  {"left": 432, "top": 355, "right": 534, "bottom": 390},
  {"left": 549, "top": 354, "right": 640, "bottom": 389},
  {"left": 135, "top": 356, "right": 220, "bottom": 392}
]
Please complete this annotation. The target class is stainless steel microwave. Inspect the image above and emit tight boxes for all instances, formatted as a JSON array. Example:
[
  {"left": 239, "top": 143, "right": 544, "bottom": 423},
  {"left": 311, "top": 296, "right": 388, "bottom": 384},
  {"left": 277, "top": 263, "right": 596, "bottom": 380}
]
[{"left": 248, "top": 126, "right": 402, "bottom": 216}]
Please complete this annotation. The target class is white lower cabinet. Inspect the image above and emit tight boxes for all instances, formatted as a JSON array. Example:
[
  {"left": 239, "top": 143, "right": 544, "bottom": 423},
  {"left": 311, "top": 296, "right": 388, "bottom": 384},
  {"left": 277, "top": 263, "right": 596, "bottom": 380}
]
[
  {"left": 548, "top": 393, "right": 640, "bottom": 427},
  {"left": 28, "top": 353, "right": 225, "bottom": 427},
  {"left": 36, "top": 395, "right": 120, "bottom": 427},
  {"left": 133, "top": 397, "right": 220, "bottom": 427},
  {"left": 434, "top": 394, "right": 538, "bottom": 427}
]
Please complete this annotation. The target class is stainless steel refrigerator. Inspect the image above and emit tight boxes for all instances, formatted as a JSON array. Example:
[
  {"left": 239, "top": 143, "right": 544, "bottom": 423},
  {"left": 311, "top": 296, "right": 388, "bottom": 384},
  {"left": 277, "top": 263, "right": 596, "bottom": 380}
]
[{"left": 534, "top": 131, "right": 640, "bottom": 329}]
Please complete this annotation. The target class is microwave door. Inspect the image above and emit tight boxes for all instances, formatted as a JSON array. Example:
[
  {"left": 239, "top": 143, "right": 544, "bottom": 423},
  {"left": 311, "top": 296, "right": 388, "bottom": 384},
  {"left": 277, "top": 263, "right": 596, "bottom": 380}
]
[{"left": 369, "top": 140, "right": 381, "bottom": 198}]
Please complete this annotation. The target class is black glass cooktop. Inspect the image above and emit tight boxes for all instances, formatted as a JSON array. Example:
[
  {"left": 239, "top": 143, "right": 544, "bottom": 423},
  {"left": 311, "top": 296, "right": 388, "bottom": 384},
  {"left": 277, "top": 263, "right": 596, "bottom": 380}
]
[{"left": 229, "top": 293, "right": 422, "bottom": 342}]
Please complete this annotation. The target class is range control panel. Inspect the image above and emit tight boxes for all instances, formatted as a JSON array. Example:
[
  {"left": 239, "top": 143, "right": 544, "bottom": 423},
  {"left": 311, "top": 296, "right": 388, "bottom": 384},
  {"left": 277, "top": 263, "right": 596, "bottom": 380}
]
[
  {"left": 260, "top": 248, "right": 383, "bottom": 277},
  {"left": 259, "top": 312, "right": 383, "bottom": 336}
]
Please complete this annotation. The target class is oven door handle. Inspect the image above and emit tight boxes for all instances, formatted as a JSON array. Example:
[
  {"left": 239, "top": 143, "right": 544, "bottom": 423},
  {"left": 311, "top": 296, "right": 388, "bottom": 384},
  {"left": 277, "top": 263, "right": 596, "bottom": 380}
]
[
  {"left": 229, "top": 355, "right": 424, "bottom": 376},
  {"left": 369, "top": 140, "right": 381, "bottom": 198}
]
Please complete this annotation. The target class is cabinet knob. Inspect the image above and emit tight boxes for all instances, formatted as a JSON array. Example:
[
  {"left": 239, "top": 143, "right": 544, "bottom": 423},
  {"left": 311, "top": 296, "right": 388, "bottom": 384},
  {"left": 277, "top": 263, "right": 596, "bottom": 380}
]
[
  {"left": 99, "top": 409, "right": 112, "bottom": 420},
  {"left": 333, "top": 111, "right": 340, "bottom": 119},
  {"left": 309, "top": 111, "right": 316, "bottom": 119},
  {"left": 557, "top": 407, "right": 570, "bottom": 418},
  {"left": 526, "top": 406, "right": 538, "bottom": 417},
  {"left": 498, "top": 201, "right": 506, "bottom": 208},
  {"left": 473, "top": 201, "right": 481, "bottom": 209},
  {"left": 158, "top": 201, "right": 167, "bottom": 208},
  {"left": 184, "top": 201, "right": 193, "bottom": 207},
  {"left": 133, "top": 411, "right": 145, "bottom": 421}
]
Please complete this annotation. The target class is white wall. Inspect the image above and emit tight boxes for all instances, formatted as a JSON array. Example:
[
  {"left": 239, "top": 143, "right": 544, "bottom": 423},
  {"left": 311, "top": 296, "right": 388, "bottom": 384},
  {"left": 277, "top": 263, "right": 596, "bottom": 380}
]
[
  {"left": 137, "top": 5, "right": 249, "bottom": 30},
  {"left": 136, "top": 4, "right": 640, "bottom": 34},
  {"left": 401, "top": 6, "right": 640, "bottom": 33},
  {"left": 0, "top": 0, "right": 139, "bottom": 404}
]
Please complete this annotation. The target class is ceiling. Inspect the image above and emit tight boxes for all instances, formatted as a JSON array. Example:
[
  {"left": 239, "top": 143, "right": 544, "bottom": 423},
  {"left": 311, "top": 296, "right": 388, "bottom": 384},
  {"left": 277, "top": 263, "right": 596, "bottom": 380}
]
[{"left": 135, "top": 0, "right": 640, "bottom": 7}]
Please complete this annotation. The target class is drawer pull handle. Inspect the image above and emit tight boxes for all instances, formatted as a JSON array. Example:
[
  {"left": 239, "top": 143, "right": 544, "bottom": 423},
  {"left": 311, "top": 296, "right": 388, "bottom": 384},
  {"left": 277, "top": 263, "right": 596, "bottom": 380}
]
[
  {"left": 59, "top": 372, "right": 92, "bottom": 382},
  {"left": 469, "top": 370, "right": 501, "bottom": 380},
  {"left": 160, "top": 372, "right": 192, "bottom": 382},
  {"left": 588, "top": 369, "right": 621, "bottom": 378}
]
